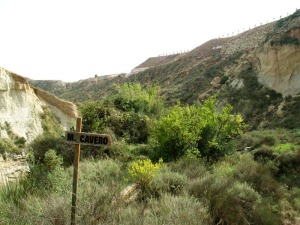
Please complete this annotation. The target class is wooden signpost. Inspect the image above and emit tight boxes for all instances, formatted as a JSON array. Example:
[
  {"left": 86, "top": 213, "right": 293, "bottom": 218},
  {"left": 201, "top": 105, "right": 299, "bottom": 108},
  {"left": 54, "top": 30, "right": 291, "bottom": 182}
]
[{"left": 67, "top": 117, "right": 112, "bottom": 225}]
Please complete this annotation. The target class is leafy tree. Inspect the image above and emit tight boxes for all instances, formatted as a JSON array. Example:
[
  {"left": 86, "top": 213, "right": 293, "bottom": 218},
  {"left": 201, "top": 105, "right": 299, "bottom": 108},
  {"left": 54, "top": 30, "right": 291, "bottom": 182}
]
[
  {"left": 113, "top": 82, "right": 164, "bottom": 115},
  {"left": 150, "top": 97, "right": 246, "bottom": 162},
  {"left": 198, "top": 100, "right": 246, "bottom": 162},
  {"left": 80, "top": 82, "right": 164, "bottom": 143},
  {"left": 80, "top": 100, "right": 112, "bottom": 132}
]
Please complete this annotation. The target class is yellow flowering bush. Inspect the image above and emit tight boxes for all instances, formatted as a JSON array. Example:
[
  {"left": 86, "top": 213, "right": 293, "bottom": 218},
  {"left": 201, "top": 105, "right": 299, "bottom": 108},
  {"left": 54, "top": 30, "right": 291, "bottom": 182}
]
[{"left": 127, "top": 158, "right": 163, "bottom": 189}]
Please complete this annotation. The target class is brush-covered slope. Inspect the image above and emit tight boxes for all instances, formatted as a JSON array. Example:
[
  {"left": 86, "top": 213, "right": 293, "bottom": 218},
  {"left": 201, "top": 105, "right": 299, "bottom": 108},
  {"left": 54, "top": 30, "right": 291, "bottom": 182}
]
[{"left": 29, "top": 10, "right": 300, "bottom": 129}]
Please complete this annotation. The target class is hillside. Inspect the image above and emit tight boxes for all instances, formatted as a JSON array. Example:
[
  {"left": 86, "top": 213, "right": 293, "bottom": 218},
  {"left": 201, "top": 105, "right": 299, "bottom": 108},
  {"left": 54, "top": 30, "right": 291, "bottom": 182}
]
[
  {"left": 2, "top": 9, "right": 300, "bottom": 225},
  {"left": 0, "top": 68, "right": 78, "bottom": 185},
  {"left": 0, "top": 68, "right": 78, "bottom": 142},
  {"left": 29, "top": 10, "right": 300, "bottom": 129}
]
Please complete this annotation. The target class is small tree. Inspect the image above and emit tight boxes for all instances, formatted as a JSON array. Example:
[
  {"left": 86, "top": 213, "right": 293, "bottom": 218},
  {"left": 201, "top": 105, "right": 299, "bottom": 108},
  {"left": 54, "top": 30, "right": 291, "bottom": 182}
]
[
  {"left": 150, "top": 97, "right": 246, "bottom": 162},
  {"left": 80, "top": 82, "right": 165, "bottom": 143}
]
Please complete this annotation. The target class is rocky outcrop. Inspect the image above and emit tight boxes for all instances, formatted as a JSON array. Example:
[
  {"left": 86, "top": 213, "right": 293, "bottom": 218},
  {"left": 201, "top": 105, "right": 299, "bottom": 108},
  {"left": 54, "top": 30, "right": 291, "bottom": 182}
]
[
  {"left": 255, "top": 45, "right": 300, "bottom": 96},
  {"left": 33, "top": 87, "right": 78, "bottom": 129},
  {"left": 0, "top": 67, "right": 78, "bottom": 142},
  {"left": 0, "top": 155, "right": 29, "bottom": 186},
  {"left": 222, "top": 12, "right": 300, "bottom": 97}
]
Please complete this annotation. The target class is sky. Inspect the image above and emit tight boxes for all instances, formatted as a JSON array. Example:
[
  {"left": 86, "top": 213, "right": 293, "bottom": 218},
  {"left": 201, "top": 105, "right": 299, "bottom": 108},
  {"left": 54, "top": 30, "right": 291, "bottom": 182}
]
[{"left": 0, "top": 0, "right": 299, "bottom": 82}]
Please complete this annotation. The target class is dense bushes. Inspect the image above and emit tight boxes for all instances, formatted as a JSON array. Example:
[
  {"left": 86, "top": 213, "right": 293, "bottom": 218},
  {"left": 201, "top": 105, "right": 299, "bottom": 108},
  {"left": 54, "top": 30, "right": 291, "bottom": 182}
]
[
  {"left": 2, "top": 80, "right": 300, "bottom": 224},
  {"left": 150, "top": 97, "right": 246, "bottom": 162},
  {"left": 237, "top": 128, "right": 300, "bottom": 187},
  {"left": 2, "top": 152, "right": 300, "bottom": 224},
  {"left": 80, "top": 82, "right": 164, "bottom": 143}
]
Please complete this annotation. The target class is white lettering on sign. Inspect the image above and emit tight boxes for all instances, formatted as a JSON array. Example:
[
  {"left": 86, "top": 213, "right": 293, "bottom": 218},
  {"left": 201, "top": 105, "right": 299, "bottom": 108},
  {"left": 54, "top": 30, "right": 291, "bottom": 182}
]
[{"left": 65, "top": 132, "right": 112, "bottom": 146}]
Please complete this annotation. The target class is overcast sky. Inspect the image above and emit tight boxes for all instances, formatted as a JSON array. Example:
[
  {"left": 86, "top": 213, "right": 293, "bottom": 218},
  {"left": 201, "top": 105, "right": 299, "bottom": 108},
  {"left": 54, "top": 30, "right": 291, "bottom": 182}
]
[{"left": 0, "top": 0, "right": 299, "bottom": 82}]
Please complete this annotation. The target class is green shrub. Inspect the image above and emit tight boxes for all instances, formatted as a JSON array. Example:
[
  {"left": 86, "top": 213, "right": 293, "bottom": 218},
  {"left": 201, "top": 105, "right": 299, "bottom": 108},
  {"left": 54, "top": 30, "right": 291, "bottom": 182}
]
[
  {"left": 189, "top": 173, "right": 232, "bottom": 202},
  {"left": 236, "top": 129, "right": 294, "bottom": 150},
  {"left": 0, "top": 178, "right": 30, "bottom": 207},
  {"left": 144, "top": 194, "right": 212, "bottom": 225},
  {"left": 126, "top": 158, "right": 164, "bottom": 192},
  {"left": 290, "top": 188, "right": 300, "bottom": 212},
  {"left": 150, "top": 97, "right": 245, "bottom": 162},
  {"left": 21, "top": 194, "right": 69, "bottom": 225},
  {"left": 30, "top": 134, "right": 74, "bottom": 166},
  {"left": 28, "top": 149, "right": 67, "bottom": 194},
  {"left": 113, "top": 82, "right": 164, "bottom": 116},
  {"left": 189, "top": 174, "right": 263, "bottom": 225},
  {"left": 77, "top": 182, "right": 119, "bottom": 224},
  {"left": 233, "top": 154, "right": 284, "bottom": 197},
  {"left": 271, "top": 35, "right": 300, "bottom": 46},
  {"left": 169, "top": 158, "right": 207, "bottom": 179},
  {"left": 40, "top": 106, "right": 63, "bottom": 136},
  {"left": 0, "top": 122, "right": 26, "bottom": 155},
  {"left": 253, "top": 145, "right": 278, "bottom": 163},
  {"left": 80, "top": 82, "right": 164, "bottom": 144},
  {"left": 276, "top": 150, "right": 300, "bottom": 187},
  {"left": 254, "top": 197, "right": 282, "bottom": 225},
  {"left": 79, "top": 158, "right": 122, "bottom": 185},
  {"left": 150, "top": 170, "right": 188, "bottom": 196},
  {"left": 212, "top": 155, "right": 239, "bottom": 178},
  {"left": 101, "top": 140, "right": 133, "bottom": 161},
  {"left": 0, "top": 138, "right": 21, "bottom": 155}
]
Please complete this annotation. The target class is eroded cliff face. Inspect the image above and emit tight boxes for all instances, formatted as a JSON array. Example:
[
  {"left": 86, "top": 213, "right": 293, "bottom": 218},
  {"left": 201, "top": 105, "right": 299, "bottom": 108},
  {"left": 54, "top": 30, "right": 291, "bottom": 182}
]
[
  {"left": 255, "top": 44, "right": 300, "bottom": 97},
  {"left": 0, "top": 67, "right": 78, "bottom": 142}
]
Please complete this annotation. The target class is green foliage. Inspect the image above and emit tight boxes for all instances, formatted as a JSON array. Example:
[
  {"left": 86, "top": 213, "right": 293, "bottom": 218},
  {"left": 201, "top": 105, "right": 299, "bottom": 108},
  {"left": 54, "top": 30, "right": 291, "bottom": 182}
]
[
  {"left": 126, "top": 158, "right": 164, "bottom": 191},
  {"left": 271, "top": 35, "right": 300, "bottom": 46},
  {"left": 274, "top": 143, "right": 297, "bottom": 152},
  {"left": 0, "top": 178, "right": 30, "bottom": 207},
  {"left": 237, "top": 128, "right": 300, "bottom": 187},
  {"left": 169, "top": 158, "right": 207, "bottom": 179},
  {"left": 237, "top": 129, "right": 290, "bottom": 150},
  {"left": 43, "top": 149, "right": 63, "bottom": 171},
  {"left": 150, "top": 170, "right": 188, "bottom": 196},
  {"left": 0, "top": 138, "right": 21, "bottom": 155},
  {"left": 0, "top": 149, "right": 67, "bottom": 217},
  {"left": 80, "top": 100, "right": 111, "bottom": 132},
  {"left": 275, "top": 150, "right": 300, "bottom": 187},
  {"left": 189, "top": 175, "right": 263, "bottom": 225},
  {"left": 255, "top": 197, "right": 282, "bottom": 225},
  {"left": 30, "top": 134, "right": 74, "bottom": 166},
  {"left": 28, "top": 149, "right": 67, "bottom": 194},
  {"left": 40, "top": 106, "right": 63, "bottom": 136},
  {"left": 145, "top": 194, "right": 212, "bottom": 225},
  {"left": 80, "top": 82, "right": 164, "bottom": 143},
  {"left": 0, "top": 122, "right": 26, "bottom": 155},
  {"left": 150, "top": 97, "right": 246, "bottom": 161},
  {"left": 233, "top": 154, "right": 283, "bottom": 197},
  {"left": 113, "top": 82, "right": 164, "bottom": 115},
  {"left": 79, "top": 158, "right": 122, "bottom": 185},
  {"left": 271, "top": 96, "right": 300, "bottom": 129},
  {"left": 1, "top": 152, "right": 300, "bottom": 224}
]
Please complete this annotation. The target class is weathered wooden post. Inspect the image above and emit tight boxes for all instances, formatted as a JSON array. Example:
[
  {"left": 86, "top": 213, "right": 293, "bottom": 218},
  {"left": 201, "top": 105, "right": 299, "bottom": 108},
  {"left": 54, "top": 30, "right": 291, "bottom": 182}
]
[
  {"left": 71, "top": 117, "right": 82, "bottom": 225},
  {"left": 66, "top": 117, "right": 112, "bottom": 225}
]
